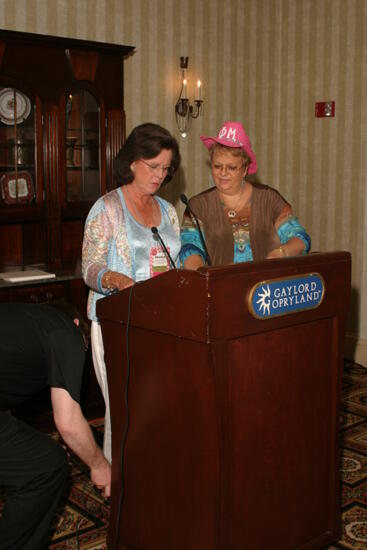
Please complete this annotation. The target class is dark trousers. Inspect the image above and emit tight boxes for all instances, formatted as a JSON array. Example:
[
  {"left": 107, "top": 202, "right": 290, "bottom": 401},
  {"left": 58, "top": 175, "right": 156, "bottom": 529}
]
[{"left": 0, "top": 411, "right": 67, "bottom": 550}]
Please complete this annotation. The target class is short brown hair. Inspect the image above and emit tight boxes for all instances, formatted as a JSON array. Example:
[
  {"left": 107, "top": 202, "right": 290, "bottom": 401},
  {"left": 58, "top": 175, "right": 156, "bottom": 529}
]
[{"left": 114, "top": 123, "right": 181, "bottom": 186}]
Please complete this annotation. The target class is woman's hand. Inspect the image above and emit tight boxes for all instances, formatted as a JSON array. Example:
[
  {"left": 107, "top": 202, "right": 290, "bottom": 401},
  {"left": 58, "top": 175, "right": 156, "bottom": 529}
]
[
  {"left": 266, "top": 237, "right": 306, "bottom": 259},
  {"left": 102, "top": 270, "right": 135, "bottom": 291},
  {"left": 183, "top": 254, "right": 205, "bottom": 270},
  {"left": 266, "top": 246, "right": 288, "bottom": 259}
]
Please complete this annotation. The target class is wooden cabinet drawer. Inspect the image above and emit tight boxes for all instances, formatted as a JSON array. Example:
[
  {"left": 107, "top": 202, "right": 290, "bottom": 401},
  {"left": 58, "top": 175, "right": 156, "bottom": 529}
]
[{"left": 12, "top": 282, "right": 71, "bottom": 304}]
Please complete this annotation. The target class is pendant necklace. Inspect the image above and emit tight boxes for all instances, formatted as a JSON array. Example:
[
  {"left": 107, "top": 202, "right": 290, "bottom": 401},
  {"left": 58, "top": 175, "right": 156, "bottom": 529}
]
[{"left": 220, "top": 183, "right": 247, "bottom": 219}]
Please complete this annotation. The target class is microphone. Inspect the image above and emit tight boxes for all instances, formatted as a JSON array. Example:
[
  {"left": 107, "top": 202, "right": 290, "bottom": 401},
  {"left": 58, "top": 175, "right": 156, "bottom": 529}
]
[
  {"left": 180, "top": 194, "right": 211, "bottom": 266},
  {"left": 151, "top": 227, "right": 176, "bottom": 270}
]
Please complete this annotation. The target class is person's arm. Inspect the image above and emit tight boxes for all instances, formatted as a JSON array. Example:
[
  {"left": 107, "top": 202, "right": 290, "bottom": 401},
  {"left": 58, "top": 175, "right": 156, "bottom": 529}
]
[
  {"left": 180, "top": 209, "right": 207, "bottom": 270},
  {"left": 51, "top": 387, "right": 111, "bottom": 497},
  {"left": 266, "top": 208, "right": 311, "bottom": 259},
  {"left": 82, "top": 200, "right": 135, "bottom": 293}
]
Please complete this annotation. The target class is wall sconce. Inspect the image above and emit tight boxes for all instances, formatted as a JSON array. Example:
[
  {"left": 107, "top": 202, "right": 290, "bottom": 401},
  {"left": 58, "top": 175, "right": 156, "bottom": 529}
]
[{"left": 175, "top": 56, "right": 203, "bottom": 138}]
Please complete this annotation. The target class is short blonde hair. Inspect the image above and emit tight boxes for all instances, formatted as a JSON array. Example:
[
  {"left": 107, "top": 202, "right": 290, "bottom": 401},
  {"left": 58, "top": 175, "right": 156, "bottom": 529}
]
[{"left": 209, "top": 143, "right": 250, "bottom": 168}]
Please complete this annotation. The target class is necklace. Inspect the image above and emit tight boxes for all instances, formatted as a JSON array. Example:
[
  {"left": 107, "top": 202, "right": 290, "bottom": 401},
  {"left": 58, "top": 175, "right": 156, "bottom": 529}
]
[
  {"left": 228, "top": 207, "right": 238, "bottom": 219},
  {"left": 124, "top": 186, "right": 158, "bottom": 227},
  {"left": 219, "top": 183, "right": 249, "bottom": 219}
]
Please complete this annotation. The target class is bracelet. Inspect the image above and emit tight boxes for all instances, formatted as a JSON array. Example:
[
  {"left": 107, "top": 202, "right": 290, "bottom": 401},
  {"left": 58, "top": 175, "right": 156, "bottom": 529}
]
[{"left": 104, "top": 271, "right": 113, "bottom": 289}]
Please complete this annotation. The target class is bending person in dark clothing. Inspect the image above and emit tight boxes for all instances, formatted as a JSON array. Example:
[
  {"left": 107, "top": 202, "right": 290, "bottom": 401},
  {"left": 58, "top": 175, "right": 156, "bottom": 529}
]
[{"left": 0, "top": 301, "right": 111, "bottom": 550}]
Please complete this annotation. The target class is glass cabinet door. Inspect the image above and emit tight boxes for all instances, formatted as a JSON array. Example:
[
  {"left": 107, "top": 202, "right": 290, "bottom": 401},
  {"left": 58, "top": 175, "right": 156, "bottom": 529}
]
[
  {"left": 0, "top": 87, "right": 36, "bottom": 207},
  {"left": 65, "top": 89, "right": 101, "bottom": 202}
]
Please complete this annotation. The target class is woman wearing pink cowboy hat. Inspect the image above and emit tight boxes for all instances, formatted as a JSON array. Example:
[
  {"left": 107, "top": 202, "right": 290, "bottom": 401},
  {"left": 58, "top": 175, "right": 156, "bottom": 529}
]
[{"left": 180, "top": 121, "right": 310, "bottom": 268}]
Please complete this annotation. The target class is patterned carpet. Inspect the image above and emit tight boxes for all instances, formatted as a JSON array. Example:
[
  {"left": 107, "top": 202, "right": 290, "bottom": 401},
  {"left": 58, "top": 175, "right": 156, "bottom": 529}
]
[
  {"left": 327, "top": 360, "right": 367, "bottom": 550},
  {"left": 1, "top": 361, "right": 367, "bottom": 549}
]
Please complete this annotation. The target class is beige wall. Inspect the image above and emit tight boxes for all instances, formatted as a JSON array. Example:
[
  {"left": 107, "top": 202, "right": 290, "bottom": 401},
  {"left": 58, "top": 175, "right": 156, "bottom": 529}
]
[{"left": 1, "top": 0, "right": 366, "bottom": 361}]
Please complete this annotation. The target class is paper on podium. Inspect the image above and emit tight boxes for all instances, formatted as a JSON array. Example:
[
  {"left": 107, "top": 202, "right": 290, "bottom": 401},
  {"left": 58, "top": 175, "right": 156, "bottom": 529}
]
[{"left": 0, "top": 269, "right": 56, "bottom": 283}]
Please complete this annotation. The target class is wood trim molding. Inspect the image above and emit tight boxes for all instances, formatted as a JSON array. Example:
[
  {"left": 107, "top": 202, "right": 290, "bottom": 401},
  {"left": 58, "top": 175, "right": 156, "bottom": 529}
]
[
  {"left": 65, "top": 49, "right": 99, "bottom": 82},
  {"left": 44, "top": 104, "right": 61, "bottom": 267},
  {"left": 345, "top": 333, "right": 367, "bottom": 366},
  {"left": 106, "top": 110, "right": 126, "bottom": 189},
  {"left": 0, "top": 40, "right": 5, "bottom": 67}
]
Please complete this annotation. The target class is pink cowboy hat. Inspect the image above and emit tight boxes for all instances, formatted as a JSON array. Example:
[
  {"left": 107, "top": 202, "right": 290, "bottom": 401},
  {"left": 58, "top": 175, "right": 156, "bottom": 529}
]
[{"left": 200, "top": 121, "right": 257, "bottom": 174}]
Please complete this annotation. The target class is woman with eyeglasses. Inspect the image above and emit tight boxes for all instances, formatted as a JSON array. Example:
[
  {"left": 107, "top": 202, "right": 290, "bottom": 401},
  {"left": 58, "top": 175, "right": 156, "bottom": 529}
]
[
  {"left": 82, "top": 123, "right": 181, "bottom": 462},
  {"left": 180, "top": 120, "right": 310, "bottom": 269}
]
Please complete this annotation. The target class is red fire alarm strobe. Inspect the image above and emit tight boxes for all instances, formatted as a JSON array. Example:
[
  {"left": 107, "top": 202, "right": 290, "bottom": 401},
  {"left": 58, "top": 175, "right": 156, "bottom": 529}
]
[{"left": 315, "top": 101, "right": 335, "bottom": 117}]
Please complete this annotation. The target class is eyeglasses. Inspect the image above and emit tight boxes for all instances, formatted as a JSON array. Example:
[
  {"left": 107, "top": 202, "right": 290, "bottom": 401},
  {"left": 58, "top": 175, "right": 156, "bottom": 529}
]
[
  {"left": 211, "top": 162, "right": 245, "bottom": 175},
  {"left": 140, "top": 159, "right": 172, "bottom": 176}
]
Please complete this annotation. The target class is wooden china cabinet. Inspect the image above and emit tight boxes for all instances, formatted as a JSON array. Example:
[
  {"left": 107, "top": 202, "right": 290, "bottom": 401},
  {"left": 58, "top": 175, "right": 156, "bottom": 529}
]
[{"left": 0, "top": 29, "right": 134, "bottom": 422}]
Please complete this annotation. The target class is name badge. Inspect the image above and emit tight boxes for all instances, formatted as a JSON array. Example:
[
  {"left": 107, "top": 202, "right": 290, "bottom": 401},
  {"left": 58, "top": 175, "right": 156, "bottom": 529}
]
[{"left": 150, "top": 246, "right": 169, "bottom": 277}]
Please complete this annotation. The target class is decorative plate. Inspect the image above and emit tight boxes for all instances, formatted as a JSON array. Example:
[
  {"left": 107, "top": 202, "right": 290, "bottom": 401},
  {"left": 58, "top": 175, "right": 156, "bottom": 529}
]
[
  {"left": 0, "top": 88, "right": 31, "bottom": 125},
  {"left": 0, "top": 171, "right": 35, "bottom": 204}
]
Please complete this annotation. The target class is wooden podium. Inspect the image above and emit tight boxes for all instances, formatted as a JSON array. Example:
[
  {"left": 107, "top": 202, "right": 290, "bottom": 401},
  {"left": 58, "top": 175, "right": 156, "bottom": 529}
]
[{"left": 97, "top": 251, "right": 351, "bottom": 550}]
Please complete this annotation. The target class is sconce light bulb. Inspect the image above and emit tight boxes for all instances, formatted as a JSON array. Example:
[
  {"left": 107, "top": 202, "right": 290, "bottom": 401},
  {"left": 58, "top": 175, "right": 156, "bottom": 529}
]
[
  {"left": 196, "top": 79, "right": 202, "bottom": 101},
  {"left": 181, "top": 132, "right": 187, "bottom": 138},
  {"left": 183, "top": 78, "right": 187, "bottom": 86}
]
